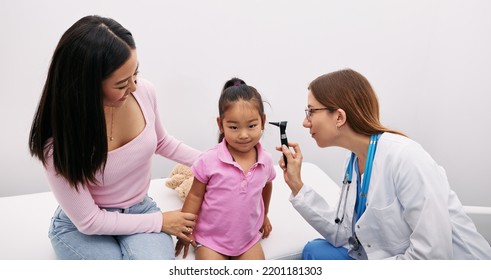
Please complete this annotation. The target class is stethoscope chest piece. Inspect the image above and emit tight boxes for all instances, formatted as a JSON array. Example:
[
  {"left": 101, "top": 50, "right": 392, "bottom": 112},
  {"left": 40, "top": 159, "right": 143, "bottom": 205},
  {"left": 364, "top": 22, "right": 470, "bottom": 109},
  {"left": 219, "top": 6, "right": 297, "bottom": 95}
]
[{"left": 348, "top": 235, "right": 360, "bottom": 251}]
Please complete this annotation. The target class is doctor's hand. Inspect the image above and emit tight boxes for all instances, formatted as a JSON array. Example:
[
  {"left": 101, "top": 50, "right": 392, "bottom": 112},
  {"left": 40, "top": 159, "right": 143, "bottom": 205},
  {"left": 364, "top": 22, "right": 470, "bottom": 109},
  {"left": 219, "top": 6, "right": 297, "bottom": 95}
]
[{"left": 275, "top": 142, "right": 304, "bottom": 196}]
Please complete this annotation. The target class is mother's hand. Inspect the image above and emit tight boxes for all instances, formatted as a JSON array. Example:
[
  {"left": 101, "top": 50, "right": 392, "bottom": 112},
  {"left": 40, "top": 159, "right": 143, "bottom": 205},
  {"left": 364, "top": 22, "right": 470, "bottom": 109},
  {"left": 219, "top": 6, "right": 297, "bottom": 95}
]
[
  {"left": 275, "top": 142, "right": 304, "bottom": 196},
  {"left": 161, "top": 210, "right": 196, "bottom": 242}
]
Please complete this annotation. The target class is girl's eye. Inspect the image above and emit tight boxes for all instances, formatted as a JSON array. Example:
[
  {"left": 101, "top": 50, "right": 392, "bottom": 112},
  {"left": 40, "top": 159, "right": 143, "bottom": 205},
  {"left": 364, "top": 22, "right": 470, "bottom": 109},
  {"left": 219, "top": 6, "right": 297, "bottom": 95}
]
[
  {"left": 249, "top": 124, "right": 258, "bottom": 129},
  {"left": 228, "top": 126, "right": 238, "bottom": 130}
]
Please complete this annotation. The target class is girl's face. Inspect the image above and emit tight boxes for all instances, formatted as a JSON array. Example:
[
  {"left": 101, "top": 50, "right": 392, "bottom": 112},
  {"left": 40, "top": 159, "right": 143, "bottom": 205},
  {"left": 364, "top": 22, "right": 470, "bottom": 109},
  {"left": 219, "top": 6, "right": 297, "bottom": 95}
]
[
  {"left": 303, "top": 90, "right": 339, "bottom": 148},
  {"left": 218, "top": 100, "right": 265, "bottom": 154},
  {"left": 102, "top": 49, "right": 139, "bottom": 107}
]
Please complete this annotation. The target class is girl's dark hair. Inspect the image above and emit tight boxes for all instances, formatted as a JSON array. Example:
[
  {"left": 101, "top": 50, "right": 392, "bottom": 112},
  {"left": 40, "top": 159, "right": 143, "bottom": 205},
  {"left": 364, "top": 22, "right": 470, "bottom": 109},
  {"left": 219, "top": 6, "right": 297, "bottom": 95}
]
[
  {"left": 217, "top": 78, "right": 265, "bottom": 142},
  {"left": 28, "top": 15, "right": 136, "bottom": 190},
  {"left": 308, "top": 68, "right": 405, "bottom": 137}
]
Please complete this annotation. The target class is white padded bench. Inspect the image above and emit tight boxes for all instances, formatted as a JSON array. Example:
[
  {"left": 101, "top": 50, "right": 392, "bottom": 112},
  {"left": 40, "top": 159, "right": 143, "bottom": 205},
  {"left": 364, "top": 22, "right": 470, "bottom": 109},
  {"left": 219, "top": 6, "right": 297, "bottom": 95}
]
[
  {"left": 0, "top": 163, "right": 338, "bottom": 260},
  {"left": 0, "top": 162, "right": 489, "bottom": 260}
]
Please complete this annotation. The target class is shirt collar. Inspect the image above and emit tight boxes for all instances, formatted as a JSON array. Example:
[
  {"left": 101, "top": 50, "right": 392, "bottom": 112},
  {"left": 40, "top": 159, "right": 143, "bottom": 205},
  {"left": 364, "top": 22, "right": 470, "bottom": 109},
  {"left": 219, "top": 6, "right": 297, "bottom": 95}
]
[{"left": 217, "top": 139, "right": 267, "bottom": 166}]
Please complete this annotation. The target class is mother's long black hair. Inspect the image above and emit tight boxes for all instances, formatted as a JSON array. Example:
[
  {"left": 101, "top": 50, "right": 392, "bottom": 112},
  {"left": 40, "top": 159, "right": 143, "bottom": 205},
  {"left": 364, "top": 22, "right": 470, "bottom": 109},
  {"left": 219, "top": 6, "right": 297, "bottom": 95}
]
[{"left": 29, "top": 15, "right": 135, "bottom": 190}]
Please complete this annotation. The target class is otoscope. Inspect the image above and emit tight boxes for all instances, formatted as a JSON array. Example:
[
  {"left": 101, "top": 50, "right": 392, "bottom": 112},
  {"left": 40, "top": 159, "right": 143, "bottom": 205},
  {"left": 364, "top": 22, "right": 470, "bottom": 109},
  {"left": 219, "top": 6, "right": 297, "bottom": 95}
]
[{"left": 269, "top": 121, "right": 289, "bottom": 167}]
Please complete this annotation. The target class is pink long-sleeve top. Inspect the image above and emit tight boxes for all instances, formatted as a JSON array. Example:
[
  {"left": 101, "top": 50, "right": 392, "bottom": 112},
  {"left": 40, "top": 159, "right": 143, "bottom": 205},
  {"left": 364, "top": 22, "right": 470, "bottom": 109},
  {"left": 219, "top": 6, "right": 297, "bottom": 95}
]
[{"left": 44, "top": 78, "right": 201, "bottom": 235}]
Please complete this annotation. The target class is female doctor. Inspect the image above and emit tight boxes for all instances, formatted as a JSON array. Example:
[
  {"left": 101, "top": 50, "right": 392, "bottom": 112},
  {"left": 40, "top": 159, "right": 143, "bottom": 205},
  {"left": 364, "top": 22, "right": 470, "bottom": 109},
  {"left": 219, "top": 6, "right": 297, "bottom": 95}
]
[{"left": 276, "top": 68, "right": 491, "bottom": 259}]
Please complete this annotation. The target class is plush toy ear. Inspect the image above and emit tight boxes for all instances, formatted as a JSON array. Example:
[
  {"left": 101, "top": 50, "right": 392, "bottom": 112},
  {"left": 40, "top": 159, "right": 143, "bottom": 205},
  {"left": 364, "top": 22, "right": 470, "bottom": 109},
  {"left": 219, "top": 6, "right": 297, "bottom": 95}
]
[
  {"left": 165, "top": 174, "right": 186, "bottom": 189},
  {"left": 175, "top": 187, "right": 186, "bottom": 201},
  {"left": 165, "top": 164, "right": 194, "bottom": 201},
  {"left": 178, "top": 164, "right": 193, "bottom": 177},
  {"left": 176, "top": 177, "right": 193, "bottom": 201},
  {"left": 169, "top": 164, "right": 180, "bottom": 176}
]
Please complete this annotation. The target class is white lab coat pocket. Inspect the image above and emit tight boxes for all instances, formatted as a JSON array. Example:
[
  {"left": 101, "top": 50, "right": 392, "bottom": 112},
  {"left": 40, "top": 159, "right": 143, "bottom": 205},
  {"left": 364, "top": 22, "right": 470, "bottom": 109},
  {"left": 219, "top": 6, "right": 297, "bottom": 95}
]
[{"left": 363, "top": 198, "right": 411, "bottom": 252}]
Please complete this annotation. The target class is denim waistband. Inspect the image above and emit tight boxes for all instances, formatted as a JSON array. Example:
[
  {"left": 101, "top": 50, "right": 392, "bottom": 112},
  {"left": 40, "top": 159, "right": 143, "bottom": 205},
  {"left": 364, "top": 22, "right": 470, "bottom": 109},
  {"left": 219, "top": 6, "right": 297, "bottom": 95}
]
[
  {"left": 101, "top": 196, "right": 150, "bottom": 214},
  {"left": 104, "top": 207, "right": 130, "bottom": 213}
]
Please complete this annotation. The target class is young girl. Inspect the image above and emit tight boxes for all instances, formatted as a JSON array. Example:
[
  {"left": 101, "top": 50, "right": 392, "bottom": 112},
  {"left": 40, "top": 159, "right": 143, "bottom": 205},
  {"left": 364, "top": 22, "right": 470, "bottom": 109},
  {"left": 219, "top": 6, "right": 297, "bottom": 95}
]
[{"left": 175, "top": 78, "right": 276, "bottom": 260}]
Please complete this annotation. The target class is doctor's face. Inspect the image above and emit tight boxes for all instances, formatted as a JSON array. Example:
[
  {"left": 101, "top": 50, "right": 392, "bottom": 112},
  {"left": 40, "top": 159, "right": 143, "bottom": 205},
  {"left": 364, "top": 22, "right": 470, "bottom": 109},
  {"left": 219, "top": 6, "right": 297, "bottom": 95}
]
[{"left": 303, "top": 90, "right": 338, "bottom": 148}]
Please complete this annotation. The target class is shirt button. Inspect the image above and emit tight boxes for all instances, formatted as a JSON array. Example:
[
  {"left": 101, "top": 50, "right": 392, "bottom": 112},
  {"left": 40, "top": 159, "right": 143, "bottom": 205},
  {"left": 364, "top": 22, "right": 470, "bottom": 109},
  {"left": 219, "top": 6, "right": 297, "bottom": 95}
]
[
  {"left": 367, "top": 244, "right": 371, "bottom": 248},
  {"left": 247, "top": 172, "right": 251, "bottom": 176},
  {"left": 357, "top": 225, "right": 360, "bottom": 229}
]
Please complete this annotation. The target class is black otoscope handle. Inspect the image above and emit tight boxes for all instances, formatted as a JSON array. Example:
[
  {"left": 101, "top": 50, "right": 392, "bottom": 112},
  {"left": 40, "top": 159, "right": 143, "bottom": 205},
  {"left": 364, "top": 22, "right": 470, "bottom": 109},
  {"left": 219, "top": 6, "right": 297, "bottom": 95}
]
[
  {"left": 269, "top": 121, "right": 289, "bottom": 167},
  {"left": 281, "top": 134, "right": 289, "bottom": 167}
]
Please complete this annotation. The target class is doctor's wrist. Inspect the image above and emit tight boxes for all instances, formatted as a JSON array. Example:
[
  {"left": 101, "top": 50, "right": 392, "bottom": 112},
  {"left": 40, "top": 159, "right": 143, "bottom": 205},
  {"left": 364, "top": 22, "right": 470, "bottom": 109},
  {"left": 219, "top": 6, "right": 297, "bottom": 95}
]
[{"left": 288, "top": 180, "right": 304, "bottom": 197}]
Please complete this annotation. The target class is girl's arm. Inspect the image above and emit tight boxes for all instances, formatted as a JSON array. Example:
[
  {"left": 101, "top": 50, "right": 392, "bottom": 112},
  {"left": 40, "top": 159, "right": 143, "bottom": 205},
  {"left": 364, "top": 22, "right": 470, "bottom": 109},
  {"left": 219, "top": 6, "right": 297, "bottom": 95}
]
[
  {"left": 262, "top": 181, "right": 272, "bottom": 216},
  {"left": 261, "top": 181, "right": 273, "bottom": 238},
  {"left": 175, "top": 177, "right": 206, "bottom": 258},
  {"left": 182, "top": 177, "right": 206, "bottom": 215}
]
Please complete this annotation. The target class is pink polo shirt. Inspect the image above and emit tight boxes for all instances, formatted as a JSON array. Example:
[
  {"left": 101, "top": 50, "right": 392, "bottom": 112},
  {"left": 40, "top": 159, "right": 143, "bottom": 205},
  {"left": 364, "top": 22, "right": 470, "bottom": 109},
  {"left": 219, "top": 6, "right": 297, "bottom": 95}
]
[{"left": 191, "top": 140, "right": 276, "bottom": 256}]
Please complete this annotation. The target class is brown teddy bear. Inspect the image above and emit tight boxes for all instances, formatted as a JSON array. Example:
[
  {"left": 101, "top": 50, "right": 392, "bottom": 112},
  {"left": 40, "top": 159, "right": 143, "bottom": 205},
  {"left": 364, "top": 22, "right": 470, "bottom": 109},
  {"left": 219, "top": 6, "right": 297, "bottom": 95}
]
[{"left": 165, "top": 164, "right": 194, "bottom": 201}]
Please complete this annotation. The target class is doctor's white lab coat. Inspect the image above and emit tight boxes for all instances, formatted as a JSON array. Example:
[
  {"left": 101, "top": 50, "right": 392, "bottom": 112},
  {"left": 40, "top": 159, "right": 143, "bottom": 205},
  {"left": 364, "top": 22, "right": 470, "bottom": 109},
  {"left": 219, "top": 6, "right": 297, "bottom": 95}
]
[{"left": 290, "top": 133, "right": 491, "bottom": 259}]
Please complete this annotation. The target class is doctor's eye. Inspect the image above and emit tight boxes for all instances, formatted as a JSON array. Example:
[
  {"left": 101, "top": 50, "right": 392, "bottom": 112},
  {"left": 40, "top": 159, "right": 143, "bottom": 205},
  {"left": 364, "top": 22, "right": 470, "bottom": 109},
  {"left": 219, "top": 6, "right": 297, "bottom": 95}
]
[{"left": 305, "top": 107, "right": 331, "bottom": 120}]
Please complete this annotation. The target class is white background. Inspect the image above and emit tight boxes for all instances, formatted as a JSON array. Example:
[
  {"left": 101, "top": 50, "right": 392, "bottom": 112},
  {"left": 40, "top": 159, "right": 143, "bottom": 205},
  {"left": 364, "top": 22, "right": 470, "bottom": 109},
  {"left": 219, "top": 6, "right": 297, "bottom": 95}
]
[{"left": 1, "top": 0, "right": 490, "bottom": 207}]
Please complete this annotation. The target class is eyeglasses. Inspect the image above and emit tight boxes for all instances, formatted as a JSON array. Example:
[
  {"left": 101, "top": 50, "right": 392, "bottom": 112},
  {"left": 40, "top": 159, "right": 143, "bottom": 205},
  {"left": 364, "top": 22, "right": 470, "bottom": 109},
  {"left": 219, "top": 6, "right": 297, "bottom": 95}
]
[{"left": 304, "top": 107, "right": 331, "bottom": 120}]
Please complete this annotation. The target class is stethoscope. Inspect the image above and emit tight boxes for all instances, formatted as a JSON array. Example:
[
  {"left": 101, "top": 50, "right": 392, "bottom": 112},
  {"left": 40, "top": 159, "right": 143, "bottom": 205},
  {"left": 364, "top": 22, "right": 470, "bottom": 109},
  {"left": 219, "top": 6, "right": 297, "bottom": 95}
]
[
  {"left": 334, "top": 134, "right": 381, "bottom": 250},
  {"left": 334, "top": 152, "right": 355, "bottom": 225}
]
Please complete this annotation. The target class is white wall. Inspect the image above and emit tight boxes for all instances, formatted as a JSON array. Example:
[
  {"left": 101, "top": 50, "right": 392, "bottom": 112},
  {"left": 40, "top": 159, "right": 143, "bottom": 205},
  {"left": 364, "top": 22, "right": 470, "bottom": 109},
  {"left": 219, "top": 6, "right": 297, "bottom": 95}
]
[{"left": 1, "top": 0, "right": 490, "bottom": 207}]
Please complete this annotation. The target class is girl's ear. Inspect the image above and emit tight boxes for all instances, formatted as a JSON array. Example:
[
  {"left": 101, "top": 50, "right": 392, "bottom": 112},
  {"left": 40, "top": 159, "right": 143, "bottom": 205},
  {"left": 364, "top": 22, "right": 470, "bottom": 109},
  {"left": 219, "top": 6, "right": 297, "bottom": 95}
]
[
  {"left": 336, "top": 108, "right": 347, "bottom": 128},
  {"left": 216, "top": 116, "right": 223, "bottom": 132}
]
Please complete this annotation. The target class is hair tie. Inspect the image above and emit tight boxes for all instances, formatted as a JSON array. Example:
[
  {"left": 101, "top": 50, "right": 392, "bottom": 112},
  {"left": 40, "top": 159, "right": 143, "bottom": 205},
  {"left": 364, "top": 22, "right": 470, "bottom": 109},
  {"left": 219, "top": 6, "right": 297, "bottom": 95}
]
[{"left": 234, "top": 80, "right": 242, "bottom": 86}]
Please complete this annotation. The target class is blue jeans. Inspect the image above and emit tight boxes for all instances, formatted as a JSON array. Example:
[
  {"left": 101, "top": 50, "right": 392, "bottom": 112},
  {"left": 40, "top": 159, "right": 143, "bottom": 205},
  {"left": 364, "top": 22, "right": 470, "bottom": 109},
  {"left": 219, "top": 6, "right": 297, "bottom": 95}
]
[
  {"left": 302, "top": 238, "right": 354, "bottom": 260},
  {"left": 48, "top": 196, "right": 174, "bottom": 260}
]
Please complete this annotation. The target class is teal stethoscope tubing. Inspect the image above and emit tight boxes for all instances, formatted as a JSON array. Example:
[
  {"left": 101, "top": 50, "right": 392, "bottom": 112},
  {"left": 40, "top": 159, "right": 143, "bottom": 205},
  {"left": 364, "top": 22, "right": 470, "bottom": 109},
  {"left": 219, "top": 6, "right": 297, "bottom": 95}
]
[{"left": 334, "top": 134, "right": 381, "bottom": 224}]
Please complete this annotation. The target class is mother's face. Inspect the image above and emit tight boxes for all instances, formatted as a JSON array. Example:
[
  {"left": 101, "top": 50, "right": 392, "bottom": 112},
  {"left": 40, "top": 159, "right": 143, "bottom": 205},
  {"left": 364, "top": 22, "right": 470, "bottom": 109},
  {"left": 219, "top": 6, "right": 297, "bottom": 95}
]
[{"left": 101, "top": 49, "right": 139, "bottom": 108}]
